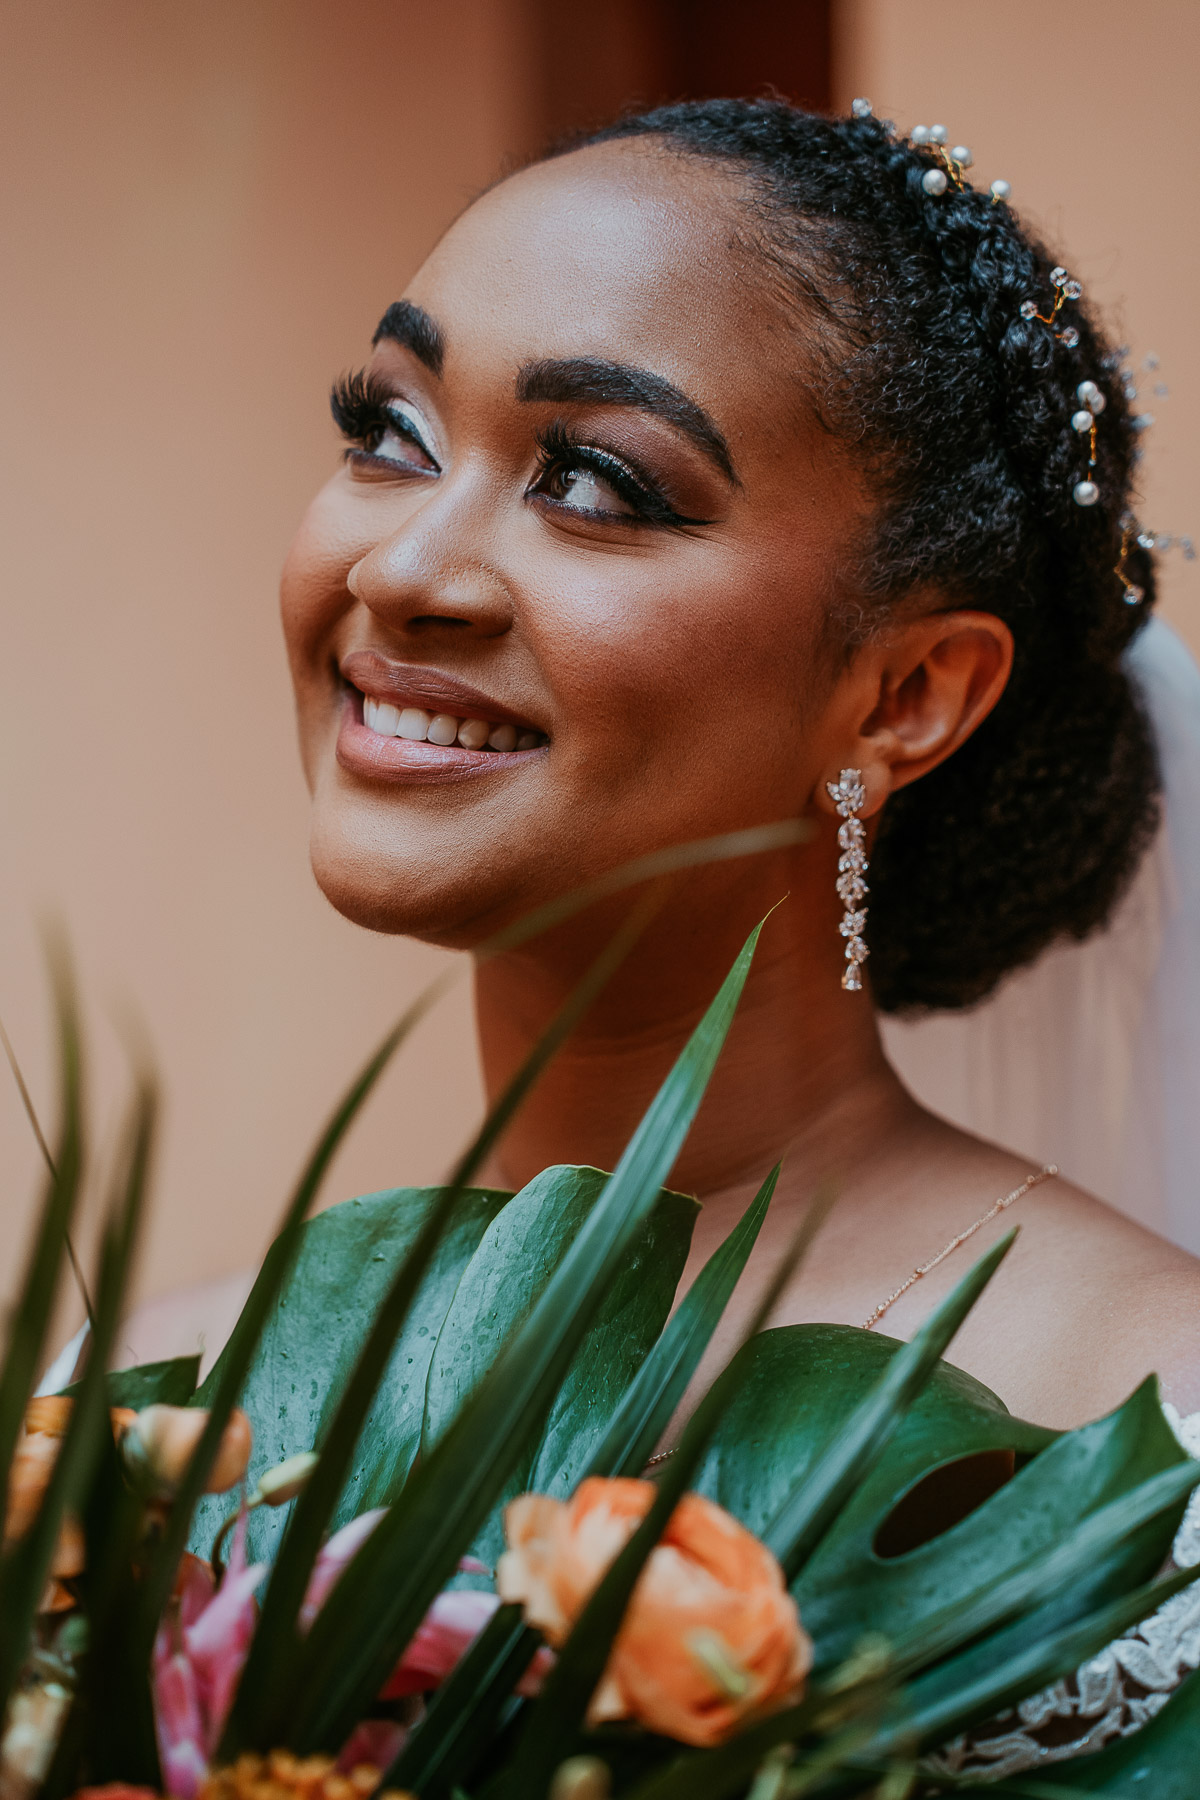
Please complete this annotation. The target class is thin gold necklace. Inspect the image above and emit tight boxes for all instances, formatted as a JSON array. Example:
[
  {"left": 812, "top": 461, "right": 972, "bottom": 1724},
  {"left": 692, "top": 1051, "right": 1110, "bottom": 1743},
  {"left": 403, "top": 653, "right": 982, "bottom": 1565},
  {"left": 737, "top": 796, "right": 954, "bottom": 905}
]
[
  {"left": 862, "top": 1163, "right": 1057, "bottom": 1330},
  {"left": 644, "top": 1163, "right": 1058, "bottom": 1469}
]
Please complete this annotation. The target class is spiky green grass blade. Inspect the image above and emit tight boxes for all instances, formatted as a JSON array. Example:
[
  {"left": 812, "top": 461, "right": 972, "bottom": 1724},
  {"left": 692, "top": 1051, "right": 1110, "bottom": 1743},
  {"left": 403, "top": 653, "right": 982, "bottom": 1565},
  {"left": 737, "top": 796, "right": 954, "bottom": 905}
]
[
  {"left": 226, "top": 893, "right": 660, "bottom": 1750},
  {"left": 272, "top": 924, "right": 766, "bottom": 1756},
  {"left": 386, "top": 1172, "right": 781, "bottom": 1797},
  {"left": 763, "top": 1231, "right": 1018, "bottom": 1580},
  {"left": 385, "top": 1604, "right": 537, "bottom": 1797},
  {"left": 634, "top": 1564, "right": 1200, "bottom": 1800},
  {"left": 4, "top": 1071, "right": 158, "bottom": 1780},
  {"left": 0, "top": 945, "right": 84, "bottom": 1508},
  {"left": 589, "top": 1169, "right": 777, "bottom": 1480},
  {"left": 889, "top": 1562, "right": 1200, "bottom": 1758},
  {"left": 0, "top": 1004, "right": 95, "bottom": 1331}
]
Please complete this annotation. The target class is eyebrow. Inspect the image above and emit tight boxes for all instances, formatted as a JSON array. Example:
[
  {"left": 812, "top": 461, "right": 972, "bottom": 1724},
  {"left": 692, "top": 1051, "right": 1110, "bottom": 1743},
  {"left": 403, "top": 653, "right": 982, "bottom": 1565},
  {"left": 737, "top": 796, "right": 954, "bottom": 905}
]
[
  {"left": 515, "top": 357, "right": 738, "bottom": 485},
  {"left": 372, "top": 300, "right": 445, "bottom": 378}
]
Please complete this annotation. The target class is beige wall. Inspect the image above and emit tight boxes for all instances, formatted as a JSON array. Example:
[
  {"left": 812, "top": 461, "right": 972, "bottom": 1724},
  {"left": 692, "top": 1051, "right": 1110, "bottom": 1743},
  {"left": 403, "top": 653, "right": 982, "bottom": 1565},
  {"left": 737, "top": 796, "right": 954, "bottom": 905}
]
[
  {"left": 0, "top": 1, "right": 534, "bottom": 1332},
  {"left": 833, "top": 0, "right": 1200, "bottom": 655}
]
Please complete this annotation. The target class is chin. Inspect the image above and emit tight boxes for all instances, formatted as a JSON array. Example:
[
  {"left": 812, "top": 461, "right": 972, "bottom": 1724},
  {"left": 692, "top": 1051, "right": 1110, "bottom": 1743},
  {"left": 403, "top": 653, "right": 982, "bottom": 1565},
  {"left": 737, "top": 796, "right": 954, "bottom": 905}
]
[{"left": 307, "top": 809, "right": 528, "bottom": 948}]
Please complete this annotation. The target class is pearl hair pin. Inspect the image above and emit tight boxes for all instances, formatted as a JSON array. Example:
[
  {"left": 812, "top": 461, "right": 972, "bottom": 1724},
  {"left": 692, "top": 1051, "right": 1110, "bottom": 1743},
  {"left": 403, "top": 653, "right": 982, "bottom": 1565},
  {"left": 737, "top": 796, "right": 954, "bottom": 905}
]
[
  {"left": 851, "top": 101, "right": 1010, "bottom": 205},
  {"left": 849, "top": 102, "right": 1193, "bottom": 572}
]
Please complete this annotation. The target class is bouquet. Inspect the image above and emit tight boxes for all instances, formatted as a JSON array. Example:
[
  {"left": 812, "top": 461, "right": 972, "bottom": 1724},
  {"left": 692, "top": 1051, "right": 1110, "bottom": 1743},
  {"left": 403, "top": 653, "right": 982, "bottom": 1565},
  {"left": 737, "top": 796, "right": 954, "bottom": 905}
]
[{"left": 3, "top": 913, "right": 1200, "bottom": 1800}]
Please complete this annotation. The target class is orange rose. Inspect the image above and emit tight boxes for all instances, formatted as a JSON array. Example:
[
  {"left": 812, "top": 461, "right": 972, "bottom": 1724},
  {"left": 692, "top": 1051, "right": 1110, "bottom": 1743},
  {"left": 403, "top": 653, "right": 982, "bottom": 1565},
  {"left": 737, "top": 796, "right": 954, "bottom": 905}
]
[
  {"left": 497, "top": 1476, "right": 813, "bottom": 1747},
  {"left": 5, "top": 1399, "right": 89, "bottom": 1607},
  {"left": 122, "top": 1404, "right": 252, "bottom": 1496},
  {"left": 4, "top": 1397, "right": 251, "bottom": 1614}
]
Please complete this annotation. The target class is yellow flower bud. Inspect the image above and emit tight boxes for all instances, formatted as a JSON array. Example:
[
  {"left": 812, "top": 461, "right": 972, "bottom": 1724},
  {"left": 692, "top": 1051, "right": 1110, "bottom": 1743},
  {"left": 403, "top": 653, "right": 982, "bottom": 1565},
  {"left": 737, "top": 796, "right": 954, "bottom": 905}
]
[
  {"left": 253, "top": 1451, "right": 318, "bottom": 1507},
  {"left": 549, "top": 1757, "right": 611, "bottom": 1800}
]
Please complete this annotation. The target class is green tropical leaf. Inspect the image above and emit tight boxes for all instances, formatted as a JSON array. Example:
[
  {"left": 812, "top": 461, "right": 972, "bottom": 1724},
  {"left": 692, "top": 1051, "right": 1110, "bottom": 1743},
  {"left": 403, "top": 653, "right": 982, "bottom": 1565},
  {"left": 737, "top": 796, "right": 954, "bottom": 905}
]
[
  {"left": 422, "top": 1165, "right": 697, "bottom": 1568},
  {"left": 762, "top": 1231, "right": 1020, "bottom": 1580},
  {"left": 190, "top": 1184, "right": 510, "bottom": 1563},
  {"left": 273, "top": 921, "right": 765, "bottom": 1756},
  {"left": 887, "top": 1458, "right": 1200, "bottom": 1680},
  {"left": 62, "top": 1354, "right": 200, "bottom": 1409},
  {"left": 691, "top": 1331, "right": 1186, "bottom": 1673},
  {"left": 588, "top": 1169, "right": 776, "bottom": 1480}
]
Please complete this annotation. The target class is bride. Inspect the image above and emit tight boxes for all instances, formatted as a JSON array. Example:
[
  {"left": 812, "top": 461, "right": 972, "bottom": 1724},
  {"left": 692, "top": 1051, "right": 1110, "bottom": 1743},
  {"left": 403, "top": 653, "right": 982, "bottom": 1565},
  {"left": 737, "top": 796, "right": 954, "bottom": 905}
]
[
  {"left": 126, "top": 102, "right": 1200, "bottom": 1422},
  {"left": 262, "top": 96, "right": 1200, "bottom": 1437},
  {"left": 109, "top": 96, "right": 1200, "bottom": 1779}
]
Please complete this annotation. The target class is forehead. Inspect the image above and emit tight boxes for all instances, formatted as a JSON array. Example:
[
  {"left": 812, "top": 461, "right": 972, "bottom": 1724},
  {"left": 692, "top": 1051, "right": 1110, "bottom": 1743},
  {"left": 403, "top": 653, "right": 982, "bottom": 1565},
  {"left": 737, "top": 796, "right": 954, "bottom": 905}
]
[{"left": 402, "top": 140, "right": 791, "bottom": 400}]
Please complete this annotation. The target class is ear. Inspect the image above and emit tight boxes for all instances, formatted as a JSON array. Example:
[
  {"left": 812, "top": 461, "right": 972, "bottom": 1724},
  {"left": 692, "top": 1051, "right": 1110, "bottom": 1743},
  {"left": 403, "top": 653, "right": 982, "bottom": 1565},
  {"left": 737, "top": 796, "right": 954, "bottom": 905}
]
[{"left": 816, "top": 609, "right": 1014, "bottom": 816}]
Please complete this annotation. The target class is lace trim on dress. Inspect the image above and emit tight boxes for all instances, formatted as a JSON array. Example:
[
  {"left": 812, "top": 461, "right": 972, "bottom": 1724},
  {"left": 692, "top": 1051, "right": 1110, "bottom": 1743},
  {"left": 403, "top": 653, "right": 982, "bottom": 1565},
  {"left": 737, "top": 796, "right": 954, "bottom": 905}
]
[{"left": 925, "top": 1404, "right": 1200, "bottom": 1782}]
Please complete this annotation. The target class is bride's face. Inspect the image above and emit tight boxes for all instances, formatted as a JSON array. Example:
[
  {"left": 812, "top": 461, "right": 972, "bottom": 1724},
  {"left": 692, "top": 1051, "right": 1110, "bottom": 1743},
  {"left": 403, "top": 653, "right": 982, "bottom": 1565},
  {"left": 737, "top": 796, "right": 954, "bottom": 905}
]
[{"left": 282, "top": 139, "right": 868, "bottom": 945}]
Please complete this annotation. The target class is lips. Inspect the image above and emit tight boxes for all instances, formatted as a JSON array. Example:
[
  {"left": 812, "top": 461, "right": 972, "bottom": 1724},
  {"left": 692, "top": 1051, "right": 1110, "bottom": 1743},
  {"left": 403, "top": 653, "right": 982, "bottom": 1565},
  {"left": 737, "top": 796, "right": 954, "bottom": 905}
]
[{"left": 336, "top": 650, "right": 548, "bottom": 786}]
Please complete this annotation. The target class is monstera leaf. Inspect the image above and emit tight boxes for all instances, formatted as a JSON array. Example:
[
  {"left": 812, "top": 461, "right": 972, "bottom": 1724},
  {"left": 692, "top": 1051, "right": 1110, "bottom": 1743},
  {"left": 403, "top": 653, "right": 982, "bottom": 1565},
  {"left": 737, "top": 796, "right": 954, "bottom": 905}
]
[
  {"left": 693, "top": 1325, "right": 1187, "bottom": 1670},
  {"left": 422, "top": 1164, "right": 697, "bottom": 1569},
  {"left": 191, "top": 1169, "right": 696, "bottom": 1567},
  {"left": 65, "top": 1356, "right": 201, "bottom": 1408},
  {"left": 190, "top": 1184, "right": 511, "bottom": 1561}
]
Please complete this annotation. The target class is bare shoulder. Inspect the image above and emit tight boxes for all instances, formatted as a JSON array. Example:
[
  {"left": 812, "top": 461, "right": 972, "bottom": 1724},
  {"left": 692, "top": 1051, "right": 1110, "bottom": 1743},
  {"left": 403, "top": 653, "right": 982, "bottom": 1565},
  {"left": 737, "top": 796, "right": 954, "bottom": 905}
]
[
  {"left": 952, "top": 1157, "right": 1200, "bottom": 1427},
  {"left": 116, "top": 1268, "right": 255, "bottom": 1379}
]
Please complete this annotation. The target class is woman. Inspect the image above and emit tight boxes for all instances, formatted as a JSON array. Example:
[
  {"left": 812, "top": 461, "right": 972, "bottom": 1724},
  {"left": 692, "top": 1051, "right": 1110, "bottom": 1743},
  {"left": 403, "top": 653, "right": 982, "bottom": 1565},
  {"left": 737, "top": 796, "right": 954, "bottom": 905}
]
[
  {"left": 115, "top": 99, "right": 1200, "bottom": 1777},
  {"left": 274, "top": 98, "right": 1200, "bottom": 1436}
]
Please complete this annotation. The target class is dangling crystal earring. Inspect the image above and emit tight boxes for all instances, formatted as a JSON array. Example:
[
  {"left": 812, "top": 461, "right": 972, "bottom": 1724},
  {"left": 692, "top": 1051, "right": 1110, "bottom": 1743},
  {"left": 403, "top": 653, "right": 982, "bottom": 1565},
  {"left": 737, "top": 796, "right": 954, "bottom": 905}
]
[{"left": 827, "top": 768, "right": 869, "bottom": 992}]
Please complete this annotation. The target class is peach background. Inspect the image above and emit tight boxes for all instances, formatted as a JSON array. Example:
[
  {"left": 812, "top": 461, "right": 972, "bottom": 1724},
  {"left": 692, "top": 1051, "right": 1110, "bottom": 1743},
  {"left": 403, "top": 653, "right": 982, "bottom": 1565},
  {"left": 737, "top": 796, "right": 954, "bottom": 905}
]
[
  {"left": 2, "top": 1, "right": 1198, "bottom": 1338},
  {"left": 833, "top": 0, "right": 1200, "bottom": 654},
  {"left": 0, "top": 0, "right": 532, "bottom": 1337}
]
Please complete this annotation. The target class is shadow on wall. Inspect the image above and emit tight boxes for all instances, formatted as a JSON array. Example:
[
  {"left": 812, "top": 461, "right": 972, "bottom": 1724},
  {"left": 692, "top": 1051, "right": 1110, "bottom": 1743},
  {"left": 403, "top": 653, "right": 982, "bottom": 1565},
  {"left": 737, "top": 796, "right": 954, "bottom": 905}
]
[{"left": 528, "top": 0, "right": 832, "bottom": 144}]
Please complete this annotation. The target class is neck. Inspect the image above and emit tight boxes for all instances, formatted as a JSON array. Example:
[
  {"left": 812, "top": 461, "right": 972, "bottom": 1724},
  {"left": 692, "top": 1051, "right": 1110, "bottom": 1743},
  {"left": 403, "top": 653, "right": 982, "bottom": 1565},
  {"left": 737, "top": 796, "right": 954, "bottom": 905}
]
[{"left": 472, "top": 843, "right": 915, "bottom": 1200}]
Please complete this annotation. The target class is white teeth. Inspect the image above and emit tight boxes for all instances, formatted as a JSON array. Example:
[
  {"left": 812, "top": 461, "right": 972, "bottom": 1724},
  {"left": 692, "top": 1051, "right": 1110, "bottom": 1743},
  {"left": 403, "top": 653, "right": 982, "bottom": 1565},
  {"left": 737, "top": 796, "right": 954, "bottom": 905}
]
[
  {"left": 397, "top": 707, "right": 431, "bottom": 741},
  {"left": 362, "top": 694, "right": 542, "bottom": 752},
  {"left": 426, "top": 713, "right": 459, "bottom": 746},
  {"left": 364, "top": 697, "right": 401, "bottom": 735}
]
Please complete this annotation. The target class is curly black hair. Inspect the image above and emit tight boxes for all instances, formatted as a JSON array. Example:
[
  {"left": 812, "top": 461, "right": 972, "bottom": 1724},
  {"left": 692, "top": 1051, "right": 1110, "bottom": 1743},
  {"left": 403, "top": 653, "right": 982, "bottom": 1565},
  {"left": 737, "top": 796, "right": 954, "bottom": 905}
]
[{"left": 551, "top": 98, "right": 1160, "bottom": 1013}]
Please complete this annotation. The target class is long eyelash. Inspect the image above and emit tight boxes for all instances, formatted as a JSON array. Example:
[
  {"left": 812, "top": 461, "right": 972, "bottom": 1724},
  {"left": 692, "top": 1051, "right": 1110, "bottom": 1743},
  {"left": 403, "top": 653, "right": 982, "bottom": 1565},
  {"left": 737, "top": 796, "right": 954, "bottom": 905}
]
[
  {"left": 534, "top": 421, "right": 705, "bottom": 526},
  {"left": 330, "top": 367, "right": 394, "bottom": 445}
]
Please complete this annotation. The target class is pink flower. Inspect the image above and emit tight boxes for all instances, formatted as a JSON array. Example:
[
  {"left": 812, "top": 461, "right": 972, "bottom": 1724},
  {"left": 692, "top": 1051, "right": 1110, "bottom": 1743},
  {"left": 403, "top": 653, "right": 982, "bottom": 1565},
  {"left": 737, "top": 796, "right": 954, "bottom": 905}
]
[
  {"left": 153, "top": 1502, "right": 518, "bottom": 1796},
  {"left": 380, "top": 1589, "right": 502, "bottom": 1697},
  {"left": 152, "top": 1522, "right": 266, "bottom": 1799},
  {"left": 297, "top": 1509, "right": 387, "bottom": 1632}
]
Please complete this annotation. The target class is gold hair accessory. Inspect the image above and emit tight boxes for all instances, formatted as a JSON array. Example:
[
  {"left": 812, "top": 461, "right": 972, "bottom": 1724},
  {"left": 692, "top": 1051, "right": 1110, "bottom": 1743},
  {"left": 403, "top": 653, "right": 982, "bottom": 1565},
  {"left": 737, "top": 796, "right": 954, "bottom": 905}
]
[{"left": 850, "top": 102, "right": 1011, "bottom": 202}]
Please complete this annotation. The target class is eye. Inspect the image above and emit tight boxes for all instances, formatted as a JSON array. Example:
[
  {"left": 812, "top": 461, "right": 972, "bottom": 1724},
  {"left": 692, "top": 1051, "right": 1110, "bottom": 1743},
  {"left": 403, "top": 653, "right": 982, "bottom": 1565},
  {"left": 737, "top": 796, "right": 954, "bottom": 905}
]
[
  {"left": 359, "top": 401, "right": 438, "bottom": 472},
  {"left": 330, "top": 371, "right": 440, "bottom": 476},
  {"left": 539, "top": 456, "right": 638, "bottom": 518}
]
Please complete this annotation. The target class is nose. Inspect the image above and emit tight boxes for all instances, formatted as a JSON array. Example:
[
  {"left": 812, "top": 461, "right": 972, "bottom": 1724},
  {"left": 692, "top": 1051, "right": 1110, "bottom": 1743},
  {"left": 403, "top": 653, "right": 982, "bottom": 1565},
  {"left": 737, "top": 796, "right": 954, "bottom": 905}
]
[{"left": 346, "top": 503, "right": 515, "bottom": 641}]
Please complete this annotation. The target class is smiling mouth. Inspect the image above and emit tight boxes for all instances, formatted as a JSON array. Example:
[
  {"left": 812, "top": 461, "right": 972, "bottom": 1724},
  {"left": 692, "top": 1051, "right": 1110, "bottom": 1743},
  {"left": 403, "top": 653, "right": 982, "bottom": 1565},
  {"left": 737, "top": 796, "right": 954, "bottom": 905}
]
[{"left": 360, "top": 694, "right": 546, "bottom": 754}]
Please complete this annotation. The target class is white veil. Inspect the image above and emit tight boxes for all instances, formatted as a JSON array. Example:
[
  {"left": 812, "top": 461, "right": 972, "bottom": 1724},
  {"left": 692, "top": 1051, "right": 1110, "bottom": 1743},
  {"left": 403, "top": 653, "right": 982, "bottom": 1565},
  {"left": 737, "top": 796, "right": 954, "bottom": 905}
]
[{"left": 880, "top": 616, "right": 1200, "bottom": 1254}]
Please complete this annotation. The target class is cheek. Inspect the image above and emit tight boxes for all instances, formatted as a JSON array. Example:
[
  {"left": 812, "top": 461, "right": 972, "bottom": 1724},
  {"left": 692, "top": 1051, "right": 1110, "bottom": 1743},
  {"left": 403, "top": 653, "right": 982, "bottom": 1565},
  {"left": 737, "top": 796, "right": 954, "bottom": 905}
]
[
  {"left": 279, "top": 483, "right": 363, "bottom": 681},
  {"left": 528, "top": 547, "right": 823, "bottom": 766}
]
